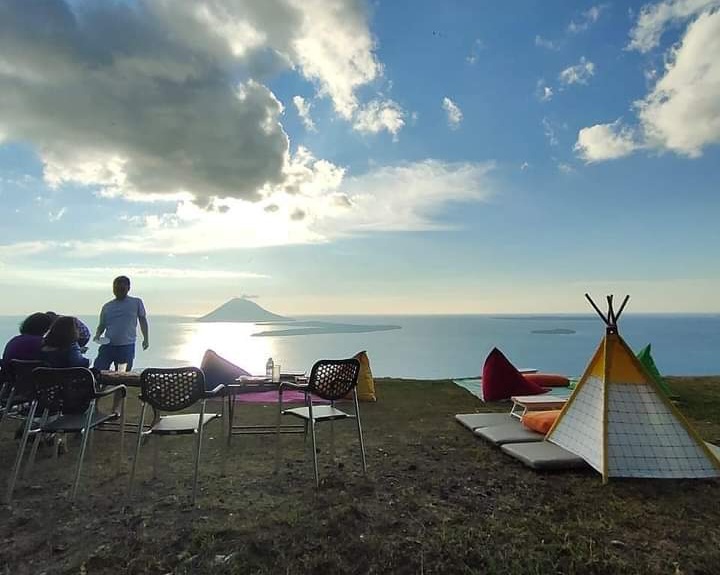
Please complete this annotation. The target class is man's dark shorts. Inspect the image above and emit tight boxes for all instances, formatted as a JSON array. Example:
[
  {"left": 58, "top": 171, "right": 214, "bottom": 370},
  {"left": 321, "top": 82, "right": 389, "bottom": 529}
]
[{"left": 93, "top": 344, "right": 136, "bottom": 370}]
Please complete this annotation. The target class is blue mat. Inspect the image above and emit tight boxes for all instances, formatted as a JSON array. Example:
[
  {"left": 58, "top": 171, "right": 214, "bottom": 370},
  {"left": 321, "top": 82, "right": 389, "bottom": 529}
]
[{"left": 453, "top": 378, "right": 573, "bottom": 402}]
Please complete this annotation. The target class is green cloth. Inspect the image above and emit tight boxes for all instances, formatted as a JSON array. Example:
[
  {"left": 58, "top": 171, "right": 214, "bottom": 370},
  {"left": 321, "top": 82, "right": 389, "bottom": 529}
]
[{"left": 637, "top": 344, "right": 672, "bottom": 396}]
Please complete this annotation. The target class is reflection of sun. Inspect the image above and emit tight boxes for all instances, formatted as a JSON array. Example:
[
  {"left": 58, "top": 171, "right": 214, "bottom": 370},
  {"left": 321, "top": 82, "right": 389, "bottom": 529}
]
[{"left": 172, "top": 322, "right": 274, "bottom": 375}]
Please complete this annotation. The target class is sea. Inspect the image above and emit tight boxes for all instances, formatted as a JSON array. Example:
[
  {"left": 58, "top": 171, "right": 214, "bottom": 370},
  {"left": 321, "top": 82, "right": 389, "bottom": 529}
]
[{"left": 1, "top": 314, "right": 719, "bottom": 379}]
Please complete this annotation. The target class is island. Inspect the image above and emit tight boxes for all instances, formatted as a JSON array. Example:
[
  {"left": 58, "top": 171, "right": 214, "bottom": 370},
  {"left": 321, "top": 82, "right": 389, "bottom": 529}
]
[
  {"left": 531, "top": 328, "right": 576, "bottom": 335},
  {"left": 252, "top": 322, "right": 401, "bottom": 337},
  {"left": 196, "top": 297, "right": 291, "bottom": 323}
]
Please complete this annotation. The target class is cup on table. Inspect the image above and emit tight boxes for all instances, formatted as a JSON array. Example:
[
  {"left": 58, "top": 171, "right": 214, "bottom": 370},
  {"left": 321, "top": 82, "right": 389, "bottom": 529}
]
[{"left": 272, "top": 364, "right": 281, "bottom": 383}]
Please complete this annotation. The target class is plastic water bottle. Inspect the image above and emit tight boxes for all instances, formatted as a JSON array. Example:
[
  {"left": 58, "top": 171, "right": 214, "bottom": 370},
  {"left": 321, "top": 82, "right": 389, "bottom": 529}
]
[{"left": 266, "top": 357, "right": 274, "bottom": 378}]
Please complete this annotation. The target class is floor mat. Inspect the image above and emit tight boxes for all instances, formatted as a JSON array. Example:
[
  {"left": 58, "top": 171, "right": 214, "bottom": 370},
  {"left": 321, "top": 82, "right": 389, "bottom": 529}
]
[{"left": 453, "top": 378, "right": 573, "bottom": 402}]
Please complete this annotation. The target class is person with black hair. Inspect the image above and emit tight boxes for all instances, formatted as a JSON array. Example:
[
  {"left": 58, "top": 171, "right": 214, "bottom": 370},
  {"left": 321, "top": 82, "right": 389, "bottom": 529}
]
[
  {"left": 93, "top": 275, "right": 148, "bottom": 371},
  {"left": 40, "top": 316, "right": 90, "bottom": 368},
  {"left": 2, "top": 312, "right": 53, "bottom": 366},
  {"left": 46, "top": 312, "right": 92, "bottom": 347}
]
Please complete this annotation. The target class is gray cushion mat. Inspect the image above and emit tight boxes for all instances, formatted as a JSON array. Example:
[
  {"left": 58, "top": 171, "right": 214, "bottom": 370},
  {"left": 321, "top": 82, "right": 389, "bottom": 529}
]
[
  {"left": 501, "top": 441, "right": 587, "bottom": 470},
  {"left": 473, "top": 422, "right": 544, "bottom": 445},
  {"left": 455, "top": 413, "right": 513, "bottom": 431}
]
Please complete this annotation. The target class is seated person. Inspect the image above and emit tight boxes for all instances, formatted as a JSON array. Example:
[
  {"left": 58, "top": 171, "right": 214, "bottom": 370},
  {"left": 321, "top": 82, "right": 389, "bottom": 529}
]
[
  {"left": 46, "top": 312, "right": 91, "bottom": 347},
  {"left": 2, "top": 312, "right": 53, "bottom": 367},
  {"left": 40, "top": 316, "right": 90, "bottom": 368}
]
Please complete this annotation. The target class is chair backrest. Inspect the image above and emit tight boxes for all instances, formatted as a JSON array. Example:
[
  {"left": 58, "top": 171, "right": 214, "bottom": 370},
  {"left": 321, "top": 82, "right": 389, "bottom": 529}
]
[
  {"left": 307, "top": 359, "right": 361, "bottom": 401},
  {"left": 140, "top": 367, "right": 205, "bottom": 412},
  {"left": 31, "top": 367, "right": 97, "bottom": 415},
  {"left": 8, "top": 359, "right": 48, "bottom": 398}
]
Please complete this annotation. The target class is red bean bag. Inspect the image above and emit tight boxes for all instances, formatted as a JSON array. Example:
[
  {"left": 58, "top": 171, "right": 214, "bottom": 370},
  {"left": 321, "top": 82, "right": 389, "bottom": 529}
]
[
  {"left": 523, "top": 373, "right": 569, "bottom": 387},
  {"left": 482, "top": 348, "right": 546, "bottom": 401}
]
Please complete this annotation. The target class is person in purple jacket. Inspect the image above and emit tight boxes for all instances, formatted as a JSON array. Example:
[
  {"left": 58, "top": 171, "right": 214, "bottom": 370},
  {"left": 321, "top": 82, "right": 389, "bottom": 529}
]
[
  {"left": 40, "top": 316, "right": 90, "bottom": 368},
  {"left": 2, "top": 312, "right": 53, "bottom": 367}
]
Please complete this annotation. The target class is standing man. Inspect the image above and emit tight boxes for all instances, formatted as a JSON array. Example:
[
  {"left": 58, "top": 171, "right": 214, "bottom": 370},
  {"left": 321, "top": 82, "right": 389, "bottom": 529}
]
[{"left": 93, "top": 275, "right": 149, "bottom": 371}]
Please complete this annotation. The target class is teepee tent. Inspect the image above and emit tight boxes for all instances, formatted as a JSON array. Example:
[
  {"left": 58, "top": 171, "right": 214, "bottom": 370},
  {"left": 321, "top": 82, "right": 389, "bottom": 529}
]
[{"left": 547, "top": 294, "right": 720, "bottom": 483}]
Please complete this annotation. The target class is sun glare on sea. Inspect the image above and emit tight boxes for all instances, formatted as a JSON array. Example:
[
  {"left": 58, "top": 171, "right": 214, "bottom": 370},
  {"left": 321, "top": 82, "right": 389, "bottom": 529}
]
[{"left": 171, "top": 321, "right": 274, "bottom": 374}]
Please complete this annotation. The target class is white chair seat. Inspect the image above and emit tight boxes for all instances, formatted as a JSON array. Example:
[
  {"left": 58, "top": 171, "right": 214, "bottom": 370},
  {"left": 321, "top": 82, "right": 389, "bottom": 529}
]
[
  {"left": 151, "top": 413, "right": 220, "bottom": 435},
  {"left": 283, "top": 405, "right": 353, "bottom": 422}
]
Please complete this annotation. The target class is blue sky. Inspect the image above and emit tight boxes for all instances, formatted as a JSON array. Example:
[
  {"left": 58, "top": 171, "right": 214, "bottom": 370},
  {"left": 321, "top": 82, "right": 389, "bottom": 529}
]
[{"left": 0, "top": 0, "right": 718, "bottom": 316}]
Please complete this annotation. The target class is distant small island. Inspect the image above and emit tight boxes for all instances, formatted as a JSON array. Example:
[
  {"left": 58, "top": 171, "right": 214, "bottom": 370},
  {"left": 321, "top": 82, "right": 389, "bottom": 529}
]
[
  {"left": 253, "top": 322, "right": 401, "bottom": 337},
  {"left": 531, "top": 328, "right": 576, "bottom": 335},
  {"left": 197, "top": 298, "right": 290, "bottom": 323}
]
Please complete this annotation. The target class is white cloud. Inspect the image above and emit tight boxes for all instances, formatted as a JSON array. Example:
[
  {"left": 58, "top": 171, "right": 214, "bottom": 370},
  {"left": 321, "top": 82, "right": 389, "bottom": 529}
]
[
  {"left": 541, "top": 86, "right": 554, "bottom": 101},
  {"left": 574, "top": 121, "right": 639, "bottom": 162},
  {"left": 542, "top": 117, "right": 559, "bottom": 146},
  {"left": 0, "top": 265, "right": 266, "bottom": 290},
  {"left": 635, "top": 8, "right": 720, "bottom": 156},
  {"left": 520, "top": 162, "right": 530, "bottom": 171},
  {"left": 0, "top": 0, "right": 402, "bottom": 208},
  {"left": 48, "top": 207, "right": 67, "bottom": 222},
  {"left": 568, "top": 4, "right": 608, "bottom": 34},
  {"left": 557, "top": 162, "right": 576, "bottom": 174},
  {"left": 0, "top": 159, "right": 497, "bottom": 257},
  {"left": 352, "top": 99, "right": 406, "bottom": 136},
  {"left": 442, "top": 97, "right": 463, "bottom": 129},
  {"left": 627, "top": 0, "right": 720, "bottom": 52},
  {"left": 466, "top": 38, "right": 484, "bottom": 64},
  {"left": 535, "top": 35, "right": 559, "bottom": 50},
  {"left": 292, "top": 95, "right": 316, "bottom": 131},
  {"left": 577, "top": 7, "right": 720, "bottom": 161},
  {"left": 559, "top": 57, "right": 596, "bottom": 85}
]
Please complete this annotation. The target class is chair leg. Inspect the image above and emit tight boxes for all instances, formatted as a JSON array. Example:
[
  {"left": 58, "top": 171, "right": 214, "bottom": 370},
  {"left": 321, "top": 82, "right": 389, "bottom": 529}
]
[
  {"left": 308, "top": 402, "right": 319, "bottom": 488},
  {"left": 191, "top": 400, "right": 207, "bottom": 506},
  {"left": 24, "top": 409, "right": 49, "bottom": 477},
  {"left": 129, "top": 403, "right": 148, "bottom": 495},
  {"left": 354, "top": 391, "right": 367, "bottom": 474},
  {"left": 226, "top": 395, "right": 235, "bottom": 447},
  {"left": 5, "top": 401, "right": 37, "bottom": 505},
  {"left": 330, "top": 401, "right": 336, "bottom": 460},
  {"left": 152, "top": 437, "right": 160, "bottom": 479},
  {"left": 0, "top": 385, "right": 11, "bottom": 426},
  {"left": 71, "top": 400, "right": 96, "bottom": 500},
  {"left": 118, "top": 395, "right": 126, "bottom": 470},
  {"left": 275, "top": 386, "right": 283, "bottom": 472}
]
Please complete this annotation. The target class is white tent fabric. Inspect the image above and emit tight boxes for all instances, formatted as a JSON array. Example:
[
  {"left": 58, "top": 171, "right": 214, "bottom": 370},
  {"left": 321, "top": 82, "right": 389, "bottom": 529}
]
[{"left": 547, "top": 331, "right": 720, "bottom": 482}]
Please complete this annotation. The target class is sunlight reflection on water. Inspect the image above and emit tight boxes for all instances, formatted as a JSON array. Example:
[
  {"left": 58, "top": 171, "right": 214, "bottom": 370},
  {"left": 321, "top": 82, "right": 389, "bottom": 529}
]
[{"left": 170, "top": 321, "right": 272, "bottom": 374}]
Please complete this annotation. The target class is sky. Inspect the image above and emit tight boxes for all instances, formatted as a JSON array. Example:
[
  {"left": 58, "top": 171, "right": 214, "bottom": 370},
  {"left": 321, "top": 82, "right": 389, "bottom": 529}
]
[{"left": 0, "top": 0, "right": 719, "bottom": 316}]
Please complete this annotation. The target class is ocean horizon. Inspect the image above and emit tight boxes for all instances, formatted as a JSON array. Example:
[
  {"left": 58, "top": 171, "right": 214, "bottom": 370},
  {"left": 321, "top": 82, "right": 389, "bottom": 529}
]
[{"left": 2, "top": 313, "right": 719, "bottom": 379}]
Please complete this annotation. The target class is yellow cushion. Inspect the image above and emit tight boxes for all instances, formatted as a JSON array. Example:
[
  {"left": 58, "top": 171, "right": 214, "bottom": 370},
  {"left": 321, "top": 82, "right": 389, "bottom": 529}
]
[
  {"left": 354, "top": 350, "right": 377, "bottom": 402},
  {"left": 521, "top": 410, "right": 561, "bottom": 435}
]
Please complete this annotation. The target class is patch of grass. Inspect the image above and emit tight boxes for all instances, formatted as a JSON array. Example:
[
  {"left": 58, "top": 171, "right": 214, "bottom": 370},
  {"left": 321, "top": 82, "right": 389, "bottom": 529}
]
[{"left": 0, "top": 377, "right": 719, "bottom": 574}]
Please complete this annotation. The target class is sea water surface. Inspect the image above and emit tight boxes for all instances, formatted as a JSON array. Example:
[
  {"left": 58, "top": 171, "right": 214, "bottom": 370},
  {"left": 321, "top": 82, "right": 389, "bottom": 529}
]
[{"left": 1, "top": 314, "right": 718, "bottom": 379}]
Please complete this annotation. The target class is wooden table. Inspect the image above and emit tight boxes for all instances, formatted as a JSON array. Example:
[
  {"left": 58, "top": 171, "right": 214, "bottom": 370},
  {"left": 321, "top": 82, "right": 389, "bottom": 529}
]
[
  {"left": 98, "top": 370, "right": 142, "bottom": 387},
  {"left": 509, "top": 394, "right": 568, "bottom": 419}
]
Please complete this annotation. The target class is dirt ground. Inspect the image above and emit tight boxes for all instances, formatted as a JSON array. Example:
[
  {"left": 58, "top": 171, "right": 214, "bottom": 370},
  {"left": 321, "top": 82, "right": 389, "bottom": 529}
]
[{"left": 1, "top": 377, "right": 719, "bottom": 574}]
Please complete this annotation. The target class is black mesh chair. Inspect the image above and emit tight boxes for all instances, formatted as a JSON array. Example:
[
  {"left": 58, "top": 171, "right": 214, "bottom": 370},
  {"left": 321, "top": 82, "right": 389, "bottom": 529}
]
[
  {"left": 5, "top": 367, "right": 126, "bottom": 504},
  {"left": 129, "top": 368, "right": 224, "bottom": 505},
  {"left": 278, "top": 359, "right": 366, "bottom": 487},
  {"left": 0, "top": 360, "right": 47, "bottom": 429}
]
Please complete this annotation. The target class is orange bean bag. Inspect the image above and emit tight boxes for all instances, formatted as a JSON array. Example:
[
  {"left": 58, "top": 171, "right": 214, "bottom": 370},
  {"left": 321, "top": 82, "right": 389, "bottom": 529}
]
[
  {"left": 523, "top": 373, "right": 569, "bottom": 387},
  {"left": 521, "top": 410, "right": 562, "bottom": 435}
]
